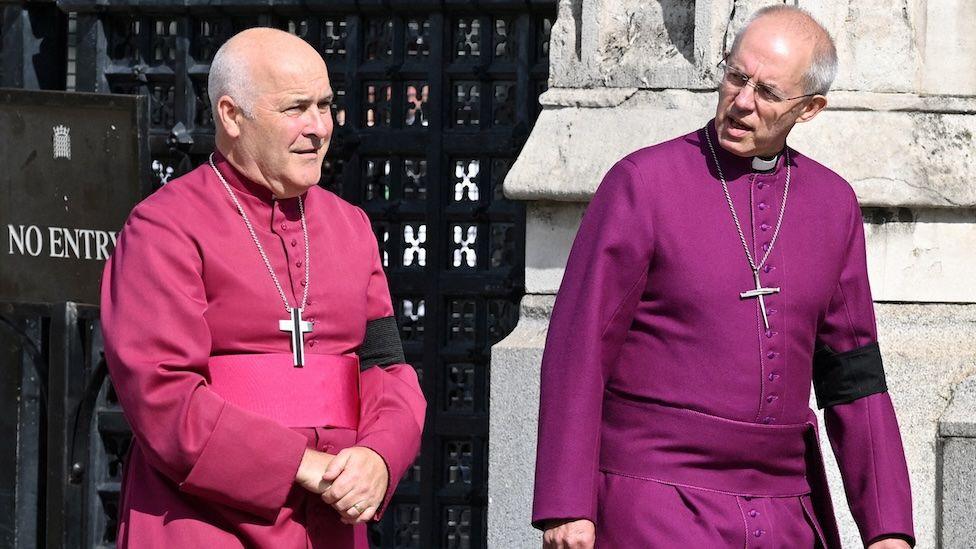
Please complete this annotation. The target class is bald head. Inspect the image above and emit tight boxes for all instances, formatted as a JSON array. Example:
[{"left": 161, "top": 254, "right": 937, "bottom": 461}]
[
  {"left": 208, "top": 27, "right": 333, "bottom": 198},
  {"left": 208, "top": 28, "right": 327, "bottom": 120},
  {"left": 730, "top": 6, "right": 837, "bottom": 95}
]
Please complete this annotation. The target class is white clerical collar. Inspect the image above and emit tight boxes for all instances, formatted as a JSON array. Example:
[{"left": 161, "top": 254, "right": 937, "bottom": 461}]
[{"left": 752, "top": 154, "right": 779, "bottom": 173}]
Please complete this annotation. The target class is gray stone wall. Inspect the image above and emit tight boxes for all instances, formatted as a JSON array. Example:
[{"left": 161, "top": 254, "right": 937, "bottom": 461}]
[
  {"left": 938, "top": 374, "right": 976, "bottom": 548},
  {"left": 489, "top": 1, "right": 976, "bottom": 547}
]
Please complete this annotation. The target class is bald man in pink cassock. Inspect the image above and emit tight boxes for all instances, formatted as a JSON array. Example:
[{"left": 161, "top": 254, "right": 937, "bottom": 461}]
[
  {"left": 533, "top": 7, "right": 914, "bottom": 549},
  {"left": 100, "top": 28, "right": 426, "bottom": 548}
]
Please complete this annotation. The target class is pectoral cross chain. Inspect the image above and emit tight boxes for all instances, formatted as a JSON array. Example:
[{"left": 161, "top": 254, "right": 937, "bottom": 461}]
[
  {"left": 740, "top": 270, "right": 780, "bottom": 330},
  {"left": 279, "top": 307, "right": 314, "bottom": 367}
]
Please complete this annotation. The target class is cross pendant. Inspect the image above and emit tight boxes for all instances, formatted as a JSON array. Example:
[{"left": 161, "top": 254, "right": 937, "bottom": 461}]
[
  {"left": 739, "top": 270, "right": 780, "bottom": 330},
  {"left": 279, "top": 307, "right": 314, "bottom": 367}
]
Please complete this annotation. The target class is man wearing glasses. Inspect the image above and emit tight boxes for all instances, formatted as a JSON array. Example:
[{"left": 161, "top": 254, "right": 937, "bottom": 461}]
[{"left": 533, "top": 6, "right": 914, "bottom": 548}]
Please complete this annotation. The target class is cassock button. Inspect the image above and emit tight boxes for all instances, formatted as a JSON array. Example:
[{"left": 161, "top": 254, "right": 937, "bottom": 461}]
[
  {"left": 301, "top": 280, "right": 307, "bottom": 287},
  {"left": 767, "top": 351, "right": 777, "bottom": 359},
  {"left": 296, "top": 260, "right": 302, "bottom": 268},
  {"left": 754, "top": 529, "right": 764, "bottom": 538},
  {"left": 281, "top": 223, "right": 287, "bottom": 230},
  {"left": 291, "top": 239, "right": 298, "bottom": 247},
  {"left": 757, "top": 182, "right": 766, "bottom": 190},
  {"left": 749, "top": 509, "right": 759, "bottom": 518},
  {"left": 763, "top": 264, "right": 774, "bottom": 274},
  {"left": 766, "top": 395, "right": 777, "bottom": 404},
  {"left": 758, "top": 202, "right": 768, "bottom": 210},
  {"left": 762, "top": 416, "right": 774, "bottom": 424},
  {"left": 760, "top": 223, "right": 771, "bottom": 231},
  {"left": 309, "top": 340, "right": 316, "bottom": 347},
  {"left": 768, "top": 373, "right": 780, "bottom": 381},
  {"left": 762, "top": 242, "right": 771, "bottom": 252}
]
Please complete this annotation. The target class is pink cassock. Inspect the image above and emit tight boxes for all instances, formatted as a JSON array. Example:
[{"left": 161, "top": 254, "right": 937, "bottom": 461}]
[
  {"left": 100, "top": 152, "right": 426, "bottom": 548},
  {"left": 532, "top": 122, "right": 915, "bottom": 548}
]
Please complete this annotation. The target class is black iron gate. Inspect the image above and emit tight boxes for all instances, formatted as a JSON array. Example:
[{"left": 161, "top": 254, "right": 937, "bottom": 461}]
[
  {"left": 1, "top": 1, "right": 554, "bottom": 547},
  {"left": 0, "top": 302, "right": 121, "bottom": 549}
]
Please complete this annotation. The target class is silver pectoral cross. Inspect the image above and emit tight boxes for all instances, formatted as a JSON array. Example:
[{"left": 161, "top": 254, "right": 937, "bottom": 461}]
[
  {"left": 279, "top": 307, "right": 314, "bottom": 367},
  {"left": 739, "top": 270, "right": 780, "bottom": 330}
]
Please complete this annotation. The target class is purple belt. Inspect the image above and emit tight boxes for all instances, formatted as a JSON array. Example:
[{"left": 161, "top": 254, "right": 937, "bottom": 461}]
[
  {"left": 599, "top": 391, "right": 814, "bottom": 497},
  {"left": 208, "top": 353, "right": 360, "bottom": 429}
]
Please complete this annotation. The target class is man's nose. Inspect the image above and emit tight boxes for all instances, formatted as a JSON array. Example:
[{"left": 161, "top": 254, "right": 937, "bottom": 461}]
[
  {"left": 732, "top": 83, "right": 757, "bottom": 110},
  {"left": 304, "top": 107, "right": 332, "bottom": 140}
]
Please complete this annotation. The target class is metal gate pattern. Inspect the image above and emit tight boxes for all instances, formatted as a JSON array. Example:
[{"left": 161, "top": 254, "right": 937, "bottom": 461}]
[
  {"left": 1, "top": 1, "right": 554, "bottom": 547},
  {"left": 0, "top": 303, "right": 122, "bottom": 549}
]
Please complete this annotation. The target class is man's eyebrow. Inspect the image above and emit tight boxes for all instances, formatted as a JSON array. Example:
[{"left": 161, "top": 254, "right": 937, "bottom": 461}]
[
  {"left": 758, "top": 80, "right": 786, "bottom": 94},
  {"left": 727, "top": 63, "right": 751, "bottom": 77},
  {"left": 728, "top": 64, "right": 786, "bottom": 93},
  {"left": 280, "top": 91, "right": 334, "bottom": 106},
  {"left": 283, "top": 95, "right": 312, "bottom": 105}
]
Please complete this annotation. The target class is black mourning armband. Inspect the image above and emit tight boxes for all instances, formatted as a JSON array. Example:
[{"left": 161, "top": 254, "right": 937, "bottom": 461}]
[
  {"left": 812, "top": 341, "right": 888, "bottom": 409},
  {"left": 359, "top": 316, "right": 406, "bottom": 370}
]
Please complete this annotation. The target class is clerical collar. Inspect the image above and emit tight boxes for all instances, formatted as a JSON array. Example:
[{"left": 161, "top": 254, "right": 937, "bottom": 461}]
[{"left": 752, "top": 154, "right": 779, "bottom": 173}]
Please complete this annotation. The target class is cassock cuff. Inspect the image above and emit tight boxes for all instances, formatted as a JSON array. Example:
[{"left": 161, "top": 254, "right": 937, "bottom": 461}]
[
  {"left": 179, "top": 401, "right": 308, "bottom": 522},
  {"left": 531, "top": 483, "right": 599, "bottom": 531},
  {"left": 867, "top": 533, "right": 916, "bottom": 548},
  {"left": 530, "top": 510, "right": 597, "bottom": 532},
  {"left": 813, "top": 341, "right": 888, "bottom": 409}
]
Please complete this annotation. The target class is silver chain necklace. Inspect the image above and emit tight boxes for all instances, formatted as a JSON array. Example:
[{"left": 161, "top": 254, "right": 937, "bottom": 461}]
[
  {"left": 703, "top": 129, "right": 791, "bottom": 330},
  {"left": 208, "top": 154, "right": 314, "bottom": 367}
]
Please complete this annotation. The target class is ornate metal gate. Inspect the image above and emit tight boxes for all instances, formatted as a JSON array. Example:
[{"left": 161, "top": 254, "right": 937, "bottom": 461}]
[{"left": 2, "top": 1, "right": 554, "bottom": 547}]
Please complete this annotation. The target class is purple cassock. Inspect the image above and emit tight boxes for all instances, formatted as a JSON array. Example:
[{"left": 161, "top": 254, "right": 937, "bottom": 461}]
[
  {"left": 101, "top": 153, "right": 426, "bottom": 548},
  {"left": 532, "top": 122, "right": 915, "bottom": 548}
]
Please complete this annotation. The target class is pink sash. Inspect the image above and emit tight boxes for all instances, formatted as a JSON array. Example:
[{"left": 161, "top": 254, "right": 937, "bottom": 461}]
[{"left": 207, "top": 353, "right": 360, "bottom": 429}]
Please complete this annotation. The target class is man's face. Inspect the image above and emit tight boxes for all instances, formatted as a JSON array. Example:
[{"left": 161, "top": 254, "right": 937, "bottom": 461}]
[
  {"left": 236, "top": 54, "right": 334, "bottom": 196},
  {"left": 714, "top": 21, "right": 816, "bottom": 158}
]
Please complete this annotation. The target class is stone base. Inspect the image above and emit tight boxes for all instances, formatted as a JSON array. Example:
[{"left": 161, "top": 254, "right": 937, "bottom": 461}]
[
  {"left": 488, "top": 295, "right": 551, "bottom": 549},
  {"left": 940, "top": 437, "right": 976, "bottom": 548},
  {"left": 938, "top": 374, "right": 976, "bottom": 548}
]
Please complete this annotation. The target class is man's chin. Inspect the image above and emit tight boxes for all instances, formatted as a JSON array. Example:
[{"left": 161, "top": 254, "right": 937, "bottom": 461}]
[
  {"left": 293, "top": 159, "right": 325, "bottom": 178},
  {"left": 300, "top": 175, "right": 323, "bottom": 189}
]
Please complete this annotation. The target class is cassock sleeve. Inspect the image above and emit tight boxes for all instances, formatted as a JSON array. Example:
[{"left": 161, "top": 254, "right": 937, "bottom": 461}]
[
  {"left": 353, "top": 208, "right": 427, "bottom": 520},
  {"left": 100, "top": 200, "right": 309, "bottom": 522},
  {"left": 815, "top": 190, "right": 915, "bottom": 546},
  {"left": 532, "top": 159, "right": 653, "bottom": 529}
]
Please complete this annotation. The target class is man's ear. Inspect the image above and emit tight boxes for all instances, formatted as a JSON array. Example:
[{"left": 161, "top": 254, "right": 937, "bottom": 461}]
[
  {"left": 795, "top": 95, "right": 827, "bottom": 124},
  {"left": 216, "top": 95, "right": 244, "bottom": 138}
]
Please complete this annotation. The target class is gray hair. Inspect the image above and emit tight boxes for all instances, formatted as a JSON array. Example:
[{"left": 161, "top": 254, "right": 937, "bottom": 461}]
[
  {"left": 729, "top": 5, "right": 838, "bottom": 95},
  {"left": 208, "top": 41, "right": 255, "bottom": 119}
]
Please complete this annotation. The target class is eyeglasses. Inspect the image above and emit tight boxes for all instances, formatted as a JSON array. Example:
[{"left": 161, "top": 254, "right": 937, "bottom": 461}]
[{"left": 717, "top": 58, "right": 818, "bottom": 104}]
